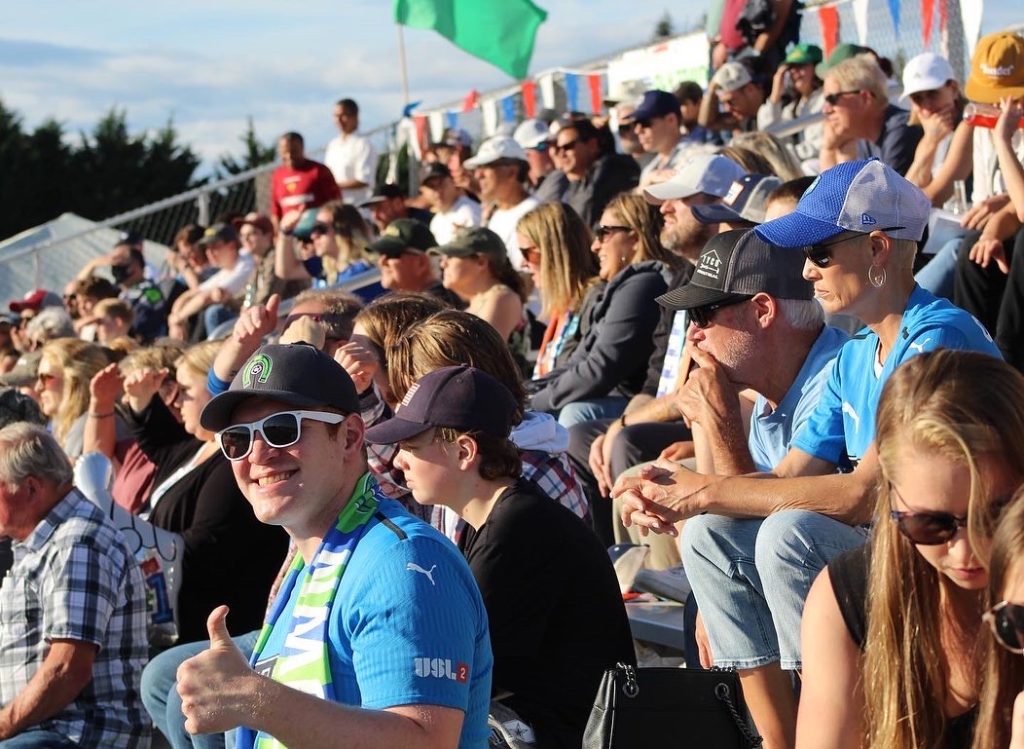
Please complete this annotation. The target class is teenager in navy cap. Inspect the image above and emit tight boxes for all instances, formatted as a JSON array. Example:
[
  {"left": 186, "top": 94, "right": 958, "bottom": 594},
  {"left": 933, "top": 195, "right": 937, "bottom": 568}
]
[
  {"left": 368, "top": 365, "right": 634, "bottom": 749},
  {"left": 615, "top": 159, "right": 1002, "bottom": 746}
]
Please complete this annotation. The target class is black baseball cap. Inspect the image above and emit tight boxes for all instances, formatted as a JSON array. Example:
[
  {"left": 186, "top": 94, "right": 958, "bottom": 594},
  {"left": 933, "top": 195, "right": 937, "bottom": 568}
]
[
  {"left": 692, "top": 174, "right": 782, "bottom": 226},
  {"left": 421, "top": 162, "right": 452, "bottom": 183},
  {"left": 657, "top": 229, "right": 813, "bottom": 310},
  {"left": 429, "top": 226, "right": 508, "bottom": 261},
  {"left": 200, "top": 343, "right": 360, "bottom": 432},
  {"left": 199, "top": 222, "right": 240, "bottom": 247},
  {"left": 368, "top": 219, "right": 437, "bottom": 258},
  {"left": 359, "top": 183, "right": 404, "bottom": 207},
  {"left": 364, "top": 365, "right": 517, "bottom": 445},
  {"left": 631, "top": 90, "right": 683, "bottom": 122}
]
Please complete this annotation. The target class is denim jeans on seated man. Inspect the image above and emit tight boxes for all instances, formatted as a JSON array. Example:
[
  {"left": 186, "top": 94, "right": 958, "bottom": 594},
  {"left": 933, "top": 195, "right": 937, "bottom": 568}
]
[
  {"left": 681, "top": 510, "right": 868, "bottom": 670},
  {"left": 0, "top": 729, "right": 81, "bottom": 748},
  {"left": 556, "top": 395, "right": 628, "bottom": 429},
  {"left": 915, "top": 235, "right": 965, "bottom": 301},
  {"left": 142, "top": 629, "right": 261, "bottom": 749}
]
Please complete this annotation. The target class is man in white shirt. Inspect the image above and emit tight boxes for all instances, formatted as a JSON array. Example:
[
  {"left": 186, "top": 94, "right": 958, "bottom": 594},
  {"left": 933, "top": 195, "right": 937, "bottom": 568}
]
[
  {"left": 420, "top": 162, "right": 481, "bottom": 246},
  {"left": 324, "top": 98, "right": 377, "bottom": 206},
  {"left": 466, "top": 136, "right": 538, "bottom": 269},
  {"left": 168, "top": 224, "right": 255, "bottom": 340},
  {"left": 633, "top": 90, "right": 689, "bottom": 188}
]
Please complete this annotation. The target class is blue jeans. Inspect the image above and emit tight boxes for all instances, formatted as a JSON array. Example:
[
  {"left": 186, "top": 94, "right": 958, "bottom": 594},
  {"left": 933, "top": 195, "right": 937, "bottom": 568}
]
[
  {"left": 142, "top": 630, "right": 260, "bottom": 749},
  {"left": 556, "top": 396, "right": 628, "bottom": 429},
  {"left": 681, "top": 510, "right": 868, "bottom": 671},
  {"left": 916, "top": 236, "right": 962, "bottom": 301},
  {"left": 0, "top": 730, "right": 79, "bottom": 748}
]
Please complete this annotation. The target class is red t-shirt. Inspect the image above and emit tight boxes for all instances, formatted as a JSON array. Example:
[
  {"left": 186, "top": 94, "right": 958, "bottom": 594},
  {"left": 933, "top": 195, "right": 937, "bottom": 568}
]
[
  {"left": 269, "top": 160, "right": 341, "bottom": 219},
  {"left": 719, "top": 0, "right": 748, "bottom": 51}
]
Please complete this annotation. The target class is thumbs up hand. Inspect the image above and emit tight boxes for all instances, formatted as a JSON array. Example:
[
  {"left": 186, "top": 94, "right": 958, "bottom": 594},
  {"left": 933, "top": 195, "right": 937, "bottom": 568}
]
[{"left": 177, "top": 606, "right": 258, "bottom": 735}]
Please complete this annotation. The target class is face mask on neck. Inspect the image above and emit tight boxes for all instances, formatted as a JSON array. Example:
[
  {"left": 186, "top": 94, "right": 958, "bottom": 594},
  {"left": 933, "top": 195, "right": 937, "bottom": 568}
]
[
  {"left": 111, "top": 263, "right": 133, "bottom": 284},
  {"left": 302, "top": 256, "right": 325, "bottom": 279}
]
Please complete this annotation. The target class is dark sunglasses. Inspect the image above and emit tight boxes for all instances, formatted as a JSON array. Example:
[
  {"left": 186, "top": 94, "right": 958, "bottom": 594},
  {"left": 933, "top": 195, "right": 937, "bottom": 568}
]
[
  {"left": 553, "top": 140, "right": 578, "bottom": 153},
  {"left": 823, "top": 89, "right": 863, "bottom": 106},
  {"left": 689, "top": 296, "right": 753, "bottom": 329},
  {"left": 804, "top": 228, "right": 906, "bottom": 268},
  {"left": 217, "top": 410, "right": 346, "bottom": 461},
  {"left": 632, "top": 119, "right": 653, "bottom": 129},
  {"left": 309, "top": 222, "right": 332, "bottom": 236},
  {"left": 983, "top": 601, "right": 1024, "bottom": 654},
  {"left": 595, "top": 224, "right": 632, "bottom": 241},
  {"left": 889, "top": 483, "right": 1012, "bottom": 545}
]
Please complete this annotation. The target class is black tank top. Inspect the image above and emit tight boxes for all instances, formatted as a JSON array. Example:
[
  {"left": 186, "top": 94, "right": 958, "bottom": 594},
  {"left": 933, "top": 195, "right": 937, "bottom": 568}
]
[{"left": 827, "top": 544, "right": 977, "bottom": 748}]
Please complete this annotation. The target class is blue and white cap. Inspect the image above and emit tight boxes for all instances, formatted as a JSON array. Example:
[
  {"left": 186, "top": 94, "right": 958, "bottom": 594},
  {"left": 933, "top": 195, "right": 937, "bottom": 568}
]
[{"left": 755, "top": 159, "right": 930, "bottom": 248}]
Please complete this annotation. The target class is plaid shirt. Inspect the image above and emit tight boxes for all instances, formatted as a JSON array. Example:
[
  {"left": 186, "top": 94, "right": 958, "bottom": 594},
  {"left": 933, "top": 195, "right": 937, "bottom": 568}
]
[{"left": 0, "top": 489, "right": 150, "bottom": 748}]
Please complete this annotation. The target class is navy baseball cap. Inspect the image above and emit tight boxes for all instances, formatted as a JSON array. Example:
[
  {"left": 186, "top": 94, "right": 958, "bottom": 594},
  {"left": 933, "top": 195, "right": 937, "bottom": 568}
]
[
  {"left": 754, "top": 159, "right": 930, "bottom": 248},
  {"left": 365, "top": 365, "right": 517, "bottom": 445},
  {"left": 657, "top": 229, "right": 813, "bottom": 310},
  {"left": 631, "top": 90, "right": 682, "bottom": 122},
  {"left": 201, "top": 344, "right": 360, "bottom": 432},
  {"left": 692, "top": 174, "right": 782, "bottom": 226}
]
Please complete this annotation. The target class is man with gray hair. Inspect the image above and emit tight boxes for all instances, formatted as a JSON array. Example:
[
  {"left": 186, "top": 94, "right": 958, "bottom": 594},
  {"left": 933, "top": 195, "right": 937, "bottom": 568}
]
[{"left": 0, "top": 423, "right": 150, "bottom": 747}]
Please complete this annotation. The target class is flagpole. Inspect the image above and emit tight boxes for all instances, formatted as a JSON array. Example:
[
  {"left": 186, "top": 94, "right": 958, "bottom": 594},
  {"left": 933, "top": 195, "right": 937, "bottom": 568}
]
[{"left": 396, "top": 24, "right": 410, "bottom": 106}]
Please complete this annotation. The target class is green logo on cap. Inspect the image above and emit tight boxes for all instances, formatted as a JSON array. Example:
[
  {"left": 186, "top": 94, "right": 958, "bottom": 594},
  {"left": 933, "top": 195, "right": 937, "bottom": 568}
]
[{"left": 242, "top": 353, "right": 272, "bottom": 388}]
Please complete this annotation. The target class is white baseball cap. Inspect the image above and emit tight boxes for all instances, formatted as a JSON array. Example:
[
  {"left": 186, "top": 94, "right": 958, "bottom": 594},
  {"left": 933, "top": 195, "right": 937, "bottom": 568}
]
[
  {"left": 513, "top": 119, "right": 551, "bottom": 150},
  {"left": 901, "top": 52, "right": 955, "bottom": 100},
  {"left": 643, "top": 154, "right": 748, "bottom": 205},
  {"left": 463, "top": 136, "right": 528, "bottom": 168},
  {"left": 711, "top": 62, "right": 753, "bottom": 93}
]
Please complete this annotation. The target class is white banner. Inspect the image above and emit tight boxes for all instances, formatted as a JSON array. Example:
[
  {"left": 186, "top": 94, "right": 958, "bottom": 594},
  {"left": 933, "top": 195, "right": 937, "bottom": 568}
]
[{"left": 606, "top": 31, "right": 711, "bottom": 95}]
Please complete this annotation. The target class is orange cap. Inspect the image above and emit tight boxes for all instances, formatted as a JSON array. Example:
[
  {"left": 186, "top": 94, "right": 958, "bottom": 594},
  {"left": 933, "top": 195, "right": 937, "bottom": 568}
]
[{"left": 966, "top": 32, "right": 1024, "bottom": 104}]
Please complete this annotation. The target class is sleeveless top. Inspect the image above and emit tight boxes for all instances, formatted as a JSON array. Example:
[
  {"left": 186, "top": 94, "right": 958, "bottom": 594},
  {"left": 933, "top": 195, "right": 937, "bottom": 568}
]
[{"left": 828, "top": 545, "right": 977, "bottom": 748}]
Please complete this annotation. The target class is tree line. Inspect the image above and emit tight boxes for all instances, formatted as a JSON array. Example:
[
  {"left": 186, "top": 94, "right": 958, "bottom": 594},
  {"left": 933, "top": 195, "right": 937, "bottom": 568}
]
[{"left": 0, "top": 99, "right": 275, "bottom": 241}]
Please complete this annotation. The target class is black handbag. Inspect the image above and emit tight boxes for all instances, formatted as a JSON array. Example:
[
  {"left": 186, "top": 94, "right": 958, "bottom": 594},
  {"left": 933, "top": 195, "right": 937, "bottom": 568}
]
[{"left": 583, "top": 662, "right": 763, "bottom": 749}]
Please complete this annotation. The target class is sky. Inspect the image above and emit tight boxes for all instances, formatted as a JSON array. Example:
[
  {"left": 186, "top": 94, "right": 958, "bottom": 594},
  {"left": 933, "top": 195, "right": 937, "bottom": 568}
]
[{"left": 0, "top": 1, "right": 1019, "bottom": 171}]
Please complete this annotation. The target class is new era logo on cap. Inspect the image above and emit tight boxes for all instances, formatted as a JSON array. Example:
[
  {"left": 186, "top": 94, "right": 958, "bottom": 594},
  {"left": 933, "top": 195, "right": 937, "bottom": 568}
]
[{"left": 755, "top": 159, "right": 930, "bottom": 248}]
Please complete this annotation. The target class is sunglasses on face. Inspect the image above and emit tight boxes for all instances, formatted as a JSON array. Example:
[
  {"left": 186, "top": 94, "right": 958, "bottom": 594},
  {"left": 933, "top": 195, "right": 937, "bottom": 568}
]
[
  {"left": 595, "top": 224, "right": 632, "bottom": 241},
  {"left": 823, "top": 90, "right": 864, "bottom": 106},
  {"left": 553, "top": 140, "right": 578, "bottom": 153},
  {"left": 519, "top": 245, "right": 542, "bottom": 264},
  {"left": 310, "top": 222, "right": 332, "bottom": 237},
  {"left": 689, "top": 296, "right": 753, "bottom": 329},
  {"left": 983, "top": 601, "right": 1024, "bottom": 654},
  {"left": 217, "top": 410, "right": 346, "bottom": 461},
  {"left": 888, "top": 483, "right": 1011, "bottom": 545},
  {"left": 803, "top": 228, "right": 906, "bottom": 268}
]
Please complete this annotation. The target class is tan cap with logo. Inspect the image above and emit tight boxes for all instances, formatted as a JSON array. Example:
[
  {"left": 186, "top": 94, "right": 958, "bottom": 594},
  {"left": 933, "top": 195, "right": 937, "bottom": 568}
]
[{"left": 965, "top": 32, "right": 1024, "bottom": 104}]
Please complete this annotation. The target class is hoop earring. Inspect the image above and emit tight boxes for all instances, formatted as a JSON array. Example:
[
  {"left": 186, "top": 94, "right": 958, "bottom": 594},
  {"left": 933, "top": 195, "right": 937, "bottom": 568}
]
[{"left": 868, "top": 265, "right": 887, "bottom": 288}]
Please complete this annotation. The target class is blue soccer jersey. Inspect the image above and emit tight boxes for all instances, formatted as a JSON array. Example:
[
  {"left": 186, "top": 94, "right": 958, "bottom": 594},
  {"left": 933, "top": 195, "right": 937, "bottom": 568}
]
[
  {"left": 793, "top": 285, "right": 1001, "bottom": 464},
  {"left": 253, "top": 498, "right": 493, "bottom": 749},
  {"left": 748, "top": 325, "right": 849, "bottom": 471}
]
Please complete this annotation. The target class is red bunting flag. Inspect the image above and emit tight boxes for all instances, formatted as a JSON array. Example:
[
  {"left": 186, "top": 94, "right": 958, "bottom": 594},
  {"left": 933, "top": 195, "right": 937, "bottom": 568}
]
[
  {"left": 413, "top": 115, "right": 429, "bottom": 154},
  {"left": 521, "top": 81, "right": 537, "bottom": 117},
  {"left": 922, "top": 0, "right": 935, "bottom": 45},
  {"left": 938, "top": 0, "right": 948, "bottom": 33},
  {"left": 588, "top": 74, "right": 602, "bottom": 114},
  {"left": 462, "top": 89, "right": 479, "bottom": 112},
  {"left": 818, "top": 5, "right": 840, "bottom": 58}
]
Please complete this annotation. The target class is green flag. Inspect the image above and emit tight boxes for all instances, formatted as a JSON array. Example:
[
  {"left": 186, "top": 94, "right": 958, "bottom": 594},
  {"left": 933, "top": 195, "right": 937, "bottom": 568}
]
[{"left": 394, "top": 0, "right": 547, "bottom": 80}]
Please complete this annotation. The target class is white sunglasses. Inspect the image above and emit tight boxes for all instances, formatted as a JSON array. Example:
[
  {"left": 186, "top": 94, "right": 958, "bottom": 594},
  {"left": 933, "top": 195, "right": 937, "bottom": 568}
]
[{"left": 216, "top": 410, "right": 346, "bottom": 461}]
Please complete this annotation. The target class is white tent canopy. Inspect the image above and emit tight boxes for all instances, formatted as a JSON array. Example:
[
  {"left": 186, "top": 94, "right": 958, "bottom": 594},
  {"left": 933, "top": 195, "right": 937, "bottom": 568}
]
[{"left": 0, "top": 213, "right": 170, "bottom": 308}]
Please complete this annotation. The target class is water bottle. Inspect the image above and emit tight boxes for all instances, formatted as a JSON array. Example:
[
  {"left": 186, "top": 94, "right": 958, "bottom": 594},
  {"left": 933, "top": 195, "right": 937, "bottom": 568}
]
[{"left": 963, "top": 103, "right": 1024, "bottom": 129}]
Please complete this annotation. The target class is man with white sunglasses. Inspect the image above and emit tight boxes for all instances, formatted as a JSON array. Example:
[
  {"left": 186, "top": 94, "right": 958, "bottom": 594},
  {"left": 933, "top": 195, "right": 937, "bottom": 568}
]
[{"left": 175, "top": 343, "right": 493, "bottom": 749}]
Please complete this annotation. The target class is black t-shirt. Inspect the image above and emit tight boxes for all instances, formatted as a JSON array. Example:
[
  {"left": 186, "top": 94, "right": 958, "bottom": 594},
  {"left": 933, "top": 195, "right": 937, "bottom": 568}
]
[
  {"left": 828, "top": 544, "right": 977, "bottom": 748},
  {"left": 460, "top": 479, "right": 635, "bottom": 749}
]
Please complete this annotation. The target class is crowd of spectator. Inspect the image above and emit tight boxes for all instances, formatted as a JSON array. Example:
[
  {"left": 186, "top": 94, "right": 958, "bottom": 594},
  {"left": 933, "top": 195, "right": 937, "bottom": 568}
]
[{"left": 2, "top": 22, "right": 1024, "bottom": 749}]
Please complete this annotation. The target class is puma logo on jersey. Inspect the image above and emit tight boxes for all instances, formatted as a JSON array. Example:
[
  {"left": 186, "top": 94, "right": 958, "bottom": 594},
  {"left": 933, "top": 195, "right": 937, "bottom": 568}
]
[
  {"left": 842, "top": 402, "right": 861, "bottom": 431},
  {"left": 908, "top": 337, "right": 932, "bottom": 354},
  {"left": 406, "top": 562, "right": 437, "bottom": 586}
]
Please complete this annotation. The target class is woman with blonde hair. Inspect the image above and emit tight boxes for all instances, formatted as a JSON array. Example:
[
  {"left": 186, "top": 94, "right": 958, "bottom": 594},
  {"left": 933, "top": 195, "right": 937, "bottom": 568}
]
[
  {"left": 516, "top": 202, "right": 600, "bottom": 378},
  {"left": 431, "top": 227, "right": 530, "bottom": 374},
  {"left": 973, "top": 493, "right": 1024, "bottom": 749},
  {"left": 529, "top": 192, "right": 677, "bottom": 427},
  {"left": 798, "top": 350, "right": 1024, "bottom": 749},
  {"left": 121, "top": 339, "right": 288, "bottom": 644},
  {"left": 35, "top": 337, "right": 116, "bottom": 457}
]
